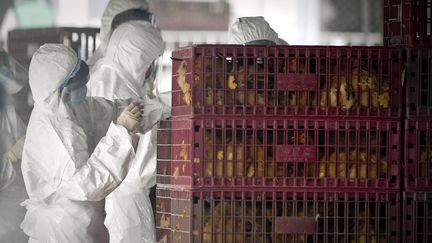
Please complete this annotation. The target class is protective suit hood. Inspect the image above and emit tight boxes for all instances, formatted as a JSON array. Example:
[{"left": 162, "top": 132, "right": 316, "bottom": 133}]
[
  {"left": 87, "top": 0, "right": 149, "bottom": 66},
  {"left": 104, "top": 21, "right": 163, "bottom": 90},
  {"left": 228, "top": 16, "right": 279, "bottom": 45},
  {"left": 29, "top": 44, "right": 78, "bottom": 107}
]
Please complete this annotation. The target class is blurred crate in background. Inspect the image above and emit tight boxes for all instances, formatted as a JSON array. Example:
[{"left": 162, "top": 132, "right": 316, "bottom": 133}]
[
  {"left": 406, "top": 47, "right": 432, "bottom": 118},
  {"left": 403, "top": 191, "right": 432, "bottom": 243},
  {"left": 156, "top": 188, "right": 400, "bottom": 243},
  {"left": 7, "top": 27, "right": 99, "bottom": 68},
  {"left": 157, "top": 118, "right": 400, "bottom": 190},
  {"left": 384, "top": 0, "right": 432, "bottom": 47},
  {"left": 172, "top": 45, "right": 402, "bottom": 119},
  {"left": 405, "top": 120, "right": 432, "bottom": 191}
]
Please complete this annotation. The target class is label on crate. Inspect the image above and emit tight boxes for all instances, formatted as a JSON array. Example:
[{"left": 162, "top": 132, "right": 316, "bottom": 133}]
[
  {"left": 275, "top": 145, "right": 317, "bottom": 162},
  {"left": 274, "top": 217, "right": 316, "bottom": 234},
  {"left": 276, "top": 74, "right": 318, "bottom": 91}
]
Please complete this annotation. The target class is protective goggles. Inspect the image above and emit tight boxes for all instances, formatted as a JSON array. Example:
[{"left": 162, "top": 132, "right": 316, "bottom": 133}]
[
  {"left": 111, "top": 9, "right": 156, "bottom": 32},
  {"left": 59, "top": 60, "right": 90, "bottom": 92}
]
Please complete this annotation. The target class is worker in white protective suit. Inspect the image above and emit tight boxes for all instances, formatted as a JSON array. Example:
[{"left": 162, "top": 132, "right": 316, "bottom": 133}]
[
  {"left": 0, "top": 50, "right": 28, "bottom": 242},
  {"left": 20, "top": 44, "right": 168, "bottom": 243},
  {"left": 228, "top": 16, "right": 280, "bottom": 45},
  {"left": 87, "top": 0, "right": 154, "bottom": 68},
  {"left": 88, "top": 20, "right": 168, "bottom": 243}
]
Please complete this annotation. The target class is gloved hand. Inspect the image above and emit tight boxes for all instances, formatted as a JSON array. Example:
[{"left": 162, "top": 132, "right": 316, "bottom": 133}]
[
  {"left": 3, "top": 136, "right": 25, "bottom": 163},
  {"left": 117, "top": 102, "right": 143, "bottom": 132}
]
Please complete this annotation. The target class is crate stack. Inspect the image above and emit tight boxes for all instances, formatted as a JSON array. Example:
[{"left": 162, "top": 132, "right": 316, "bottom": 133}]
[
  {"left": 404, "top": 50, "right": 432, "bottom": 242},
  {"left": 385, "top": 0, "right": 432, "bottom": 242},
  {"left": 7, "top": 27, "right": 99, "bottom": 69},
  {"left": 157, "top": 44, "right": 403, "bottom": 242}
]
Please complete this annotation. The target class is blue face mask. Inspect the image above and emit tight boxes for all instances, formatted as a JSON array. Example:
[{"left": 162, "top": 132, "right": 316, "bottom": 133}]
[
  {"left": 59, "top": 60, "right": 90, "bottom": 107},
  {"left": 68, "top": 85, "right": 87, "bottom": 107}
]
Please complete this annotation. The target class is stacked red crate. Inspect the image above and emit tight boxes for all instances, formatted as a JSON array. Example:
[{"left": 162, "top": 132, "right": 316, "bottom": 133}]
[
  {"left": 156, "top": 189, "right": 400, "bottom": 243},
  {"left": 158, "top": 45, "right": 403, "bottom": 242},
  {"left": 171, "top": 45, "right": 402, "bottom": 119},
  {"left": 403, "top": 47, "right": 432, "bottom": 242},
  {"left": 403, "top": 192, "right": 432, "bottom": 243},
  {"left": 158, "top": 118, "right": 400, "bottom": 190},
  {"left": 384, "top": 0, "right": 432, "bottom": 47}
]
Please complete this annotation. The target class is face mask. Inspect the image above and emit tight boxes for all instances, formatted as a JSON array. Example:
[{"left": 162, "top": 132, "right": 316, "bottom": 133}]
[{"left": 68, "top": 85, "right": 87, "bottom": 107}]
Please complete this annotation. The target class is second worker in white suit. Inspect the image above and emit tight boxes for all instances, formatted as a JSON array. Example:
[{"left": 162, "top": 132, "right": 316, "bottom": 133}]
[
  {"left": 20, "top": 44, "right": 169, "bottom": 243},
  {"left": 88, "top": 20, "right": 168, "bottom": 243}
]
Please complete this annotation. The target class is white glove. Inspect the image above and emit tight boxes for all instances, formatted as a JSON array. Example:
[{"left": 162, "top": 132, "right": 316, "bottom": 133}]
[
  {"left": 117, "top": 102, "right": 143, "bottom": 132},
  {"left": 3, "top": 136, "right": 25, "bottom": 163}
]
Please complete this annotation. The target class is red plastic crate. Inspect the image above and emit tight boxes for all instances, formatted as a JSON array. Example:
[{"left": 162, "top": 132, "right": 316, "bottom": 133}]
[
  {"left": 384, "top": 0, "right": 432, "bottom": 47},
  {"left": 403, "top": 192, "right": 432, "bottom": 243},
  {"left": 404, "top": 120, "right": 432, "bottom": 190},
  {"left": 171, "top": 45, "right": 402, "bottom": 119},
  {"left": 156, "top": 188, "right": 400, "bottom": 243},
  {"left": 406, "top": 48, "right": 432, "bottom": 118},
  {"left": 157, "top": 118, "right": 401, "bottom": 190}
]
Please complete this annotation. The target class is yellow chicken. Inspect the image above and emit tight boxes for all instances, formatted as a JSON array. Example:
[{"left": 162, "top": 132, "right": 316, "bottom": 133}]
[
  {"left": 351, "top": 60, "right": 384, "bottom": 109},
  {"left": 194, "top": 59, "right": 200, "bottom": 85},
  {"left": 205, "top": 137, "right": 249, "bottom": 178},
  {"left": 227, "top": 65, "right": 255, "bottom": 106},
  {"left": 348, "top": 151, "right": 387, "bottom": 179},
  {"left": 179, "top": 141, "right": 189, "bottom": 160},
  {"left": 213, "top": 90, "right": 223, "bottom": 106},
  {"left": 378, "top": 80, "right": 390, "bottom": 108},
  {"left": 289, "top": 131, "right": 314, "bottom": 145},
  {"left": 318, "top": 152, "right": 347, "bottom": 178},
  {"left": 204, "top": 131, "right": 214, "bottom": 177},
  {"left": 176, "top": 61, "right": 192, "bottom": 105},
  {"left": 288, "top": 91, "right": 312, "bottom": 107},
  {"left": 287, "top": 60, "right": 313, "bottom": 107},
  {"left": 226, "top": 144, "right": 245, "bottom": 177},
  {"left": 227, "top": 74, "right": 237, "bottom": 90},
  {"left": 237, "top": 90, "right": 265, "bottom": 106},
  {"left": 204, "top": 146, "right": 224, "bottom": 177},
  {"left": 159, "top": 214, "right": 170, "bottom": 228},
  {"left": 289, "top": 59, "right": 306, "bottom": 73},
  {"left": 203, "top": 202, "right": 243, "bottom": 243},
  {"left": 321, "top": 75, "right": 355, "bottom": 109},
  {"left": 339, "top": 76, "right": 355, "bottom": 109},
  {"left": 380, "top": 159, "right": 388, "bottom": 177},
  {"left": 255, "top": 146, "right": 265, "bottom": 177},
  {"left": 245, "top": 136, "right": 274, "bottom": 178}
]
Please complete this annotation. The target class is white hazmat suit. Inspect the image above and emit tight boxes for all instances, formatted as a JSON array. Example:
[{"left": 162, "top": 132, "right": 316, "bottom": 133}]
[
  {"left": 87, "top": 0, "right": 150, "bottom": 68},
  {"left": 228, "top": 16, "right": 279, "bottom": 45},
  {"left": 88, "top": 21, "right": 168, "bottom": 243},
  {"left": 0, "top": 78, "right": 28, "bottom": 243},
  {"left": 20, "top": 44, "right": 166, "bottom": 243}
]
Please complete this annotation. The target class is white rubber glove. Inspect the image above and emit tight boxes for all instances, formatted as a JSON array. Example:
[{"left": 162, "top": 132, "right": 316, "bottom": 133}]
[
  {"left": 3, "top": 136, "right": 25, "bottom": 163},
  {"left": 117, "top": 102, "right": 143, "bottom": 132}
]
